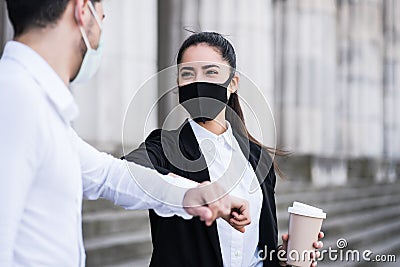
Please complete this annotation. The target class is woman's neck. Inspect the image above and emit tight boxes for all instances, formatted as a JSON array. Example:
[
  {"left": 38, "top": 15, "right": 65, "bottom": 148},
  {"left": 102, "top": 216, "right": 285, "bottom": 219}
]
[{"left": 196, "top": 112, "right": 227, "bottom": 135}]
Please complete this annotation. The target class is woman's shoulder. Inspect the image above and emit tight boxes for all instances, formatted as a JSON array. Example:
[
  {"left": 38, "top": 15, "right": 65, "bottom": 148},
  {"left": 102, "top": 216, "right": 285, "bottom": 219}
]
[
  {"left": 146, "top": 121, "right": 189, "bottom": 142},
  {"left": 145, "top": 127, "right": 179, "bottom": 140},
  {"left": 144, "top": 127, "right": 183, "bottom": 151}
]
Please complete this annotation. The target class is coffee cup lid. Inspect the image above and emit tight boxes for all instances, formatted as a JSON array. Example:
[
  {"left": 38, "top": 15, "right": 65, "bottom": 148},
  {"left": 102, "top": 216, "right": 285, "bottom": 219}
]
[{"left": 288, "top": 201, "right": 326, "bottom": 219}]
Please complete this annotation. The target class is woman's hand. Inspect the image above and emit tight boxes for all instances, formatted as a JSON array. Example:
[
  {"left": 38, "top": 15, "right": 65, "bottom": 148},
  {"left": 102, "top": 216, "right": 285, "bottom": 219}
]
[
  {"left": 223, "top": 195, "right": 251, "bottom": 233},
  {"left": 169, "top": 173, "right": 252, "bottom": 232},
  {"left": 278, "top": 231, "right": 324, "bottom": 267}
]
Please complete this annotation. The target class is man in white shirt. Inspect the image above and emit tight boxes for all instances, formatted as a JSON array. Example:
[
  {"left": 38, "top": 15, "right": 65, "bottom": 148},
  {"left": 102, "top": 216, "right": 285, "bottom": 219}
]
[{"left": 0, "top": 0, "right": 250, "bottom": 266}]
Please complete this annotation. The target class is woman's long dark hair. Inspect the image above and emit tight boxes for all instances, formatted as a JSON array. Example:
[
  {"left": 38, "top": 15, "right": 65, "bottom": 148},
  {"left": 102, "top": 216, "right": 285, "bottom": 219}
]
[{"left": 177, "top": 31, "right": 288, "bottom": 178}]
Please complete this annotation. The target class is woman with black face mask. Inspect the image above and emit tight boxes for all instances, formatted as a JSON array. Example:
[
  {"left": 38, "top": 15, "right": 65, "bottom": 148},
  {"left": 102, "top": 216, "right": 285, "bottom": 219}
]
[{"left": 124, "top": 32, "right": 323, "bottom": 267}]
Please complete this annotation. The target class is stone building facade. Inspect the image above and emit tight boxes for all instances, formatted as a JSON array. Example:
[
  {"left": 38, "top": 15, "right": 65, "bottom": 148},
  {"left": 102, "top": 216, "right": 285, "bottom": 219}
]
[{"left": 1, "top": 0, "right": 399, "bottom": 186}]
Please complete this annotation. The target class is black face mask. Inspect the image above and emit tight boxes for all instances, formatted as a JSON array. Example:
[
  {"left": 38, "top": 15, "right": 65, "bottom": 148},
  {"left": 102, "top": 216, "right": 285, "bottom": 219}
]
[{"left": 179, "top": 81, "right": 229, "bottom": 124}]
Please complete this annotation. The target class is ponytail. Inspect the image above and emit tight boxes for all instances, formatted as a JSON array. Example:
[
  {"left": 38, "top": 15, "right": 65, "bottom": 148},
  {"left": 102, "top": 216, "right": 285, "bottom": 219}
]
[{"left": 227, "top": 92, "right": 289, "bottom": 178}]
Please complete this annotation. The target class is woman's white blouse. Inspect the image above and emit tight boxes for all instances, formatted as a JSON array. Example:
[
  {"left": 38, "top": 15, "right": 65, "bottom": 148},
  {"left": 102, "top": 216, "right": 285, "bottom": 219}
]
[{"left": 189, "top": 119, "right": 264, "bottom": 267}]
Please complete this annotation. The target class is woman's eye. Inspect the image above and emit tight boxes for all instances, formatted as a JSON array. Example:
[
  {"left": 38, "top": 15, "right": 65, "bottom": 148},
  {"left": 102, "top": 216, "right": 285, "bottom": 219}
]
[
  {"left": 206, "top": 70, "right": 219, "bottom": 75},
  {"left": 181, "top": 72, "right": 195, "bottom": 78}
]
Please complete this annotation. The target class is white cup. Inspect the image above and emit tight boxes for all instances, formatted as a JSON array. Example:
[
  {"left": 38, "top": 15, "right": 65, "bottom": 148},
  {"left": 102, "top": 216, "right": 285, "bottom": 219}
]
[{"left": 286, "top": 201, "right": 326, "bottom": 267}]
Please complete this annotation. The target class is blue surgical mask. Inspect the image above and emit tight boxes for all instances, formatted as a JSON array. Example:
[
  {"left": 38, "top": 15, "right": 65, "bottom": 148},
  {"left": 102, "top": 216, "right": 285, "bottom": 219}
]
[{"left": 71, "top": 1, "right": 104, "bottom": 85}]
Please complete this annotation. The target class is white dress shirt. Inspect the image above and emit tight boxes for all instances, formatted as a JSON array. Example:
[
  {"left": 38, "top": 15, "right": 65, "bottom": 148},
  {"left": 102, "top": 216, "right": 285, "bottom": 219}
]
[
  {"left": 189, "top": 120, "right": 264, "bottom": 267},
  {"left": 0, "top": 41, "right": 196, "bottom": 267}
]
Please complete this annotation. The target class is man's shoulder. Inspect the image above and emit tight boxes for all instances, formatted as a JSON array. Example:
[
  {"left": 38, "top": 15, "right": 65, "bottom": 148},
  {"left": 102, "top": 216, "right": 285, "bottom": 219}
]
[
  {"left": 0, "top": 58, "right": 47, "bottom": 120},
  {"left": 0, "top": 58, "right": 44, "bottom": 99},
  {"left": 0, "top": 57, "right": 34, "bottom": 85}
]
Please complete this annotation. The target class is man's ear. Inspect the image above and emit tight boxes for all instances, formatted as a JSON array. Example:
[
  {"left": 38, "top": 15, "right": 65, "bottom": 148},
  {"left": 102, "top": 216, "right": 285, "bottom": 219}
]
[
  {"left": 74, "top": 0, "right": 90, "bottom": 26},
  {"left": 228, "top": 74, "right": 239, "bottom": 94}
]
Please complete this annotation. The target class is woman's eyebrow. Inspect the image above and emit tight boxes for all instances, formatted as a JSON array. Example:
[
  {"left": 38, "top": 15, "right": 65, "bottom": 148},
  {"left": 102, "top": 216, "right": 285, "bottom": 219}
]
[
  {"left": 201, "top": 64, "right": 220, "bottom": 70},
  {"left": 179, "top": 66, "right": 195, "bottom": 72}
]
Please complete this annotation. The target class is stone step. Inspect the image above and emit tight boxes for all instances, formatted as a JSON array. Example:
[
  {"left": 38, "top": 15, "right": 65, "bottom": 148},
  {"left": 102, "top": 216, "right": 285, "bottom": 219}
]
[
  {"left": 90, "top": 216, "right": 400, "bottom": 267},
  {"left": 277, "top": 191, "right": 400, "bottom": 230},
  {"left": 83, "top": 183, "right": 400, "bottom": 241},
  {"left": 275, "top": 178, "right": 392, "bottom": 194},
  {"left": 322, "top": 203, "right": 400, "bottom": 236},
  {"left": 323, "top": 219, "right": 400, "bottom": 252},
  {"left": 319, "top": 224, "right": 400, "bottom": 266},
  {"left": 354, "top": 237, "right": 400, "bottom": 267},
  {"left": 86, "top": 205, "right": 400, "bottom": 266},
  {"left": 318, "top": 193, "right": 400, "bottom": 217},
  {"left": 84, "top": 230, "right": 152, "bottom": 267},
  {"left": 83, "top": 210, "right": 149, "bottom": 239},
  {"left": 84, "top": 190, "right": 400, "bottom": 242},
  {"left": 320, "top": 221, "right": 400, "bottom": 267},
  {"left": 81, "top": 181, "right": 400, "bottom": 213},
  {"left": 276, "top": 180, "right": 313, "bottom": 194},
  {"left": 83, "top": 198, "right": 124, "bottom": 213},
  {"left": 276, "top": 181, "right": 400, "bottom": 209},
  {"left": 279, "top": 200, "right": 400, "bottom": 235},
  {"left": 103, "top": 256, "right": 151, "bottom": 267},
  {"left": 82, "top": 180, "right": 400, "bottom": 266},
  {"left": 82, "top": 181, "right": 400, "bottom": 213}
]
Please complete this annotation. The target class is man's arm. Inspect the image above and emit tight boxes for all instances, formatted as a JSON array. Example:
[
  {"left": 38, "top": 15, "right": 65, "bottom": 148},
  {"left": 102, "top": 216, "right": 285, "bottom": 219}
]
[
  {"left": 76, "top": 128, "right": 251, "bottom": 228},
  {"left": 76, "top": 131, "right": 248, "bottom": 226},
  {"left": 75, "top": 131, "right": 197, "bottom": 219}
]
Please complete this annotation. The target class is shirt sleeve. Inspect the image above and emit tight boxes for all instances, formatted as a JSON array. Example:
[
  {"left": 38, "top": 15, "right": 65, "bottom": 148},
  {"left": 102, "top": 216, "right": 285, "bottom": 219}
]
[
  {"left": 75, "top": 130, "right": 197, "bottom": 219},
  {"left": 0, "top": 83, "right": 44, "bottom": 266}
]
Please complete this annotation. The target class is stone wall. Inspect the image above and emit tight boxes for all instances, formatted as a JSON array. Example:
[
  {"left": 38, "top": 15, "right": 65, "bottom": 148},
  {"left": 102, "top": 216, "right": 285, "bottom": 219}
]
[
  {"left": 274, "top": 0, "right": 400, "bottom": 185},
  {"left": 0, "top": 0, "right": 399, "bottom": 185}
]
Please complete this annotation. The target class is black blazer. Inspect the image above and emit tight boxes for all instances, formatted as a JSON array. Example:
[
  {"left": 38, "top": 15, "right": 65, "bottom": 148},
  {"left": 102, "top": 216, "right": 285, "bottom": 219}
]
[{"left": 123, "top": 120, "right": 280, "bottom": 267}]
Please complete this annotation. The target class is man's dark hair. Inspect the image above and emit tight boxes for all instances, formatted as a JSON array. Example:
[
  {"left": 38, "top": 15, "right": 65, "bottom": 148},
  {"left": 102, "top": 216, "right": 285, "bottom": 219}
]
[{"left": 5, "top": 0, "right": 101, "bottom": 37}]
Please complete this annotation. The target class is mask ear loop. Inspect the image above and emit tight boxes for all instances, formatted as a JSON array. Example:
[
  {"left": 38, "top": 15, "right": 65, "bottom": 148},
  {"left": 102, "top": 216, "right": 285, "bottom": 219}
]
[
  {"left": 78, "top": 1, "right": 103, "bottom": 51},
  {"left": 219, "top": 70, "right": 236, "bottom": 88},
  {"left": 87, "top": 1, "right": 103, "bottom": 30},
  {"left": 79, "top": 27, "right": 92, "bottom": 50}
]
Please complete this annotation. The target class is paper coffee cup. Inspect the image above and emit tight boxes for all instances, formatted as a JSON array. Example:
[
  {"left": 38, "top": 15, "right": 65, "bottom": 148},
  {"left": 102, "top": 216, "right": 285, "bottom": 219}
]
[{"left": 286, "top": 201, "right": 326, "bottom": 267}]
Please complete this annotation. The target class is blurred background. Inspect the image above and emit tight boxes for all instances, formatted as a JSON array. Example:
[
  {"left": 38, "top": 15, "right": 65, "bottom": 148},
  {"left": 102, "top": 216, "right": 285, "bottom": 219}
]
[{"left": 1, "top": 0, "right": 399, "bottom": 266}]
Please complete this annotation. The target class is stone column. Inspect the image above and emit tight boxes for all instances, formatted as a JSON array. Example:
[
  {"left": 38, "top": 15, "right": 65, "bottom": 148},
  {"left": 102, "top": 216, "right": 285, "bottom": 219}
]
[
  {"left": 228, "top": 0, "right": 275, "bottom": 149},
  {"left": 275, "top": 0, "right": 340, "bottom": 186},
  {"left": 157, "top": 0, "right": 196, "bottom": 128},
  {"left": 0, "top": 1, "right": 13, "bottom": 54},
  {"left": 275, "top": 0, "right": 337, "bottom": 153},
  {"left": 338, "top": 0, "right": 384, "bottom": 159},
  {"left": 0, "top": 1, "right": 5, "bottom": 52},
  {"left": 381, "top": 0, "right": 400, "bottom": 182},
  {"left": 337, "top": 0, "right": 385, "bottom": 182}
]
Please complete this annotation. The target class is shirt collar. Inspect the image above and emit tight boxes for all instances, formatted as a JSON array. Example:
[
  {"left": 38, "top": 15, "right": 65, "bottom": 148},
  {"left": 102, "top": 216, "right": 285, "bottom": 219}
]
[
  {"left": 188, "top": 119, "right": 236, "bottom": 151},
  {"left": 2, "top": 41, "right": 79, "bottom": 124}
]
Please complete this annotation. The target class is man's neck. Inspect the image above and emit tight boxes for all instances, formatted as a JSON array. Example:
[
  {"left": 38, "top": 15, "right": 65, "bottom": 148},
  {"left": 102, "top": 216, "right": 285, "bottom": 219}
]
[{"left": 15, "top": 29, "right": 76, "bottom": 86}]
